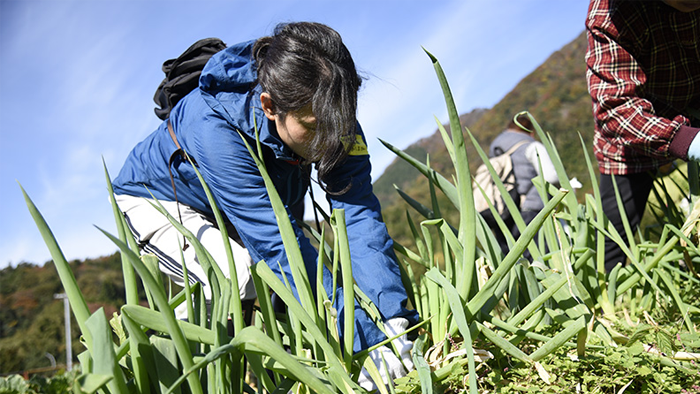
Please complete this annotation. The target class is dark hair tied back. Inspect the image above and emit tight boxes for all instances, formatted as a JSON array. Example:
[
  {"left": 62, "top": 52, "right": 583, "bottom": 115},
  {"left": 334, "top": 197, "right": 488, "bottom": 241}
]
[
  {"left": 253, "top": 22, "right": 363, "bottom": 193},
  {"left": 508, "top": 112, "right": 534, "bottom": 133}
]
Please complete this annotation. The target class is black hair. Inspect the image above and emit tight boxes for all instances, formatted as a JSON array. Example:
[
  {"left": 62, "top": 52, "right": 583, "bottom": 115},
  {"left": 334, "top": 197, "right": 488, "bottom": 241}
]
[{"left": 253, "top": 22, "right": 363, "bottom": 193}]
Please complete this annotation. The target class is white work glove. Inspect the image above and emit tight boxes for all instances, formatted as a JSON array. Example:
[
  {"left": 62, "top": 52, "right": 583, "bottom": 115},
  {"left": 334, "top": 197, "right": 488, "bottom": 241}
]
[
  {"left": 358, "top": 318, "right": 414, "bottom": 391},
  {"left": 568, "top": 177, "right": 583, "bottom": 190}
]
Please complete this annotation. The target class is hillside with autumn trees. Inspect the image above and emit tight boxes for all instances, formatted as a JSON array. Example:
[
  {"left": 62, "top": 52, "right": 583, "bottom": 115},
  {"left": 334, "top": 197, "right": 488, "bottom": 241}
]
[{"left": 0, "top": 254, "right": 140, "bottom": 375}]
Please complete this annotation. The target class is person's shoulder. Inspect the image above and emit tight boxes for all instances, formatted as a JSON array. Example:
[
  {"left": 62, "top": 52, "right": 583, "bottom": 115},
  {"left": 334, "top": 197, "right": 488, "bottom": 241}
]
[
  {"left": 489, "top": 130, "right": 509, "bottom": 148},
  {"left": 587, "top": 0, "right": 653, "bottom": 35},
  {"left": 586, "top": 0, "right": 612, "bottom": 28},
  {"left": 586, "top": 3, "right": 659, "bottom": 65},
  {"left": 526, "top": 140, "right": 545, "bottom": 151},
  {"left": 489, "top": 129, "right": 524, "bottom": 153}
]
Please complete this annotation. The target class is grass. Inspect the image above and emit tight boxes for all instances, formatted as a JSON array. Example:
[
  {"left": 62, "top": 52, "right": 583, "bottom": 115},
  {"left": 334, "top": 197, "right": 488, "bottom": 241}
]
[{"left": 6, "top": 49, "right": 700, "bottom": 394}]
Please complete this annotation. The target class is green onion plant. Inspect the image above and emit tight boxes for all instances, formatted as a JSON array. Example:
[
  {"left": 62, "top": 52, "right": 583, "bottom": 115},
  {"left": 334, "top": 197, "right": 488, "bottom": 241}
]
[{"left": 18, "top": 49, "right": 700, "bottom": 393}]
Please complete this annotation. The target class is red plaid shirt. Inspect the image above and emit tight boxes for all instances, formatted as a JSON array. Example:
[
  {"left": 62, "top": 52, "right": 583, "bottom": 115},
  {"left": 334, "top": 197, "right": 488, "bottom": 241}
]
[{"left": 586, "top": 0, "right": 700, "bottom": 174}]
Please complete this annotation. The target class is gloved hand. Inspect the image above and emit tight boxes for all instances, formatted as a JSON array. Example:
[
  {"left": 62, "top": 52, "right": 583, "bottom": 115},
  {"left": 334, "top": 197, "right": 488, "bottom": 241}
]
[
  {"left": 384, "top": 317, "right": 414, "bottom": 371},
  {"left": 358, "top": 318, "right": 413, "bottom": 391},
  {"left": 568, "top": 177, "right": 583, "bottom": 190}
]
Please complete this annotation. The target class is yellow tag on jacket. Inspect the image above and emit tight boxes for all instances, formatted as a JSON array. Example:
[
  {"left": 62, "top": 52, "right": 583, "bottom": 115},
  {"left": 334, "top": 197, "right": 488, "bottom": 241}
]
[{"left": 345, "top": 135, "right": 369, "bottom": 156}]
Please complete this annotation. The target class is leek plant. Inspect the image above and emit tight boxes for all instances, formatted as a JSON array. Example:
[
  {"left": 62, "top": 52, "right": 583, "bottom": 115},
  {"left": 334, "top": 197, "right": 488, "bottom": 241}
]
[
  {"left": 384, "top": 50, "right": 700, "bottom": 393},
  {"left": 20, "top": 133, "right": 395, "bottom": 391},
  {"left": 18, "top": 49, "right": 700, "bottom": 393}
]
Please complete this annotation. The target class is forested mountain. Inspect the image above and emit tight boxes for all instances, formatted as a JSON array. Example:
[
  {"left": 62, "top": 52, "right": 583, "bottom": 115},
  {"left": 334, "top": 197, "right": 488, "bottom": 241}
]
[
  {"left": 375, "top": 32, "right": 594, "bottom": 248},
  {"left": 2, "top": 31, "right": 594, "bottom": 376},
  {"left": 0, "top": 254, "right": 133, "bottom": 374}
]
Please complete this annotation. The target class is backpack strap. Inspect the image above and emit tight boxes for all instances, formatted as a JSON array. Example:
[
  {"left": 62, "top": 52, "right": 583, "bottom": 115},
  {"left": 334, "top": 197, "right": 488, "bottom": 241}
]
[
  {"left": 167, "top": 119, "right": 199, "bottom": 165},
  {"left": 168, "top": 119, "right": 181, "bottom": 151},
  {"left": 500, "top": 139, "right": 529, "bottom": 206},
  {"left": 167, "top": 119, "right": 194, "bottom": 250},
  {"left": 501, "top": 140, "right": 529, "bottom": 156}
]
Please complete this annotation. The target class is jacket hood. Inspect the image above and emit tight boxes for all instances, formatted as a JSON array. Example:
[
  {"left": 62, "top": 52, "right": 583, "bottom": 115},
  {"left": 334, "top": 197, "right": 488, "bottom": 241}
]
[{"left": 199, "top": 39, "right": 293, "bottom": 159}]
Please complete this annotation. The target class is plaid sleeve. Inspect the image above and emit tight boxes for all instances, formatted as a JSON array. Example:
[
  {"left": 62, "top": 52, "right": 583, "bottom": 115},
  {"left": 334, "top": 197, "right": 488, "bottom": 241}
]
[{"left": 585, "top": 0, "right": 689, "bottom": 174}]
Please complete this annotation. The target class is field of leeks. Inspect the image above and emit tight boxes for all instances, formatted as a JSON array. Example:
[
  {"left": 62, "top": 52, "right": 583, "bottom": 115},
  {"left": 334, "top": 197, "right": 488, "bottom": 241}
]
[{"left": 14, "top": 50, "right": 700, "bottom": 394}]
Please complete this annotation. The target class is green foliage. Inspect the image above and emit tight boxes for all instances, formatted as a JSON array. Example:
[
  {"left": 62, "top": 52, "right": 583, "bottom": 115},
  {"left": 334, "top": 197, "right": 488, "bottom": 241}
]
[
  {"left": 376, "top": 33, "right": 595, "bottom": 253},
  {"left": 383, "top": 47, "right": 700, "bottom": 394},
  {"left": 395, "top": 307, "right": 700, "bottom": 393},
  {"left": 0, "top": 370, "right": 77, "bottom": 394},
  {"left": 481, "top": 346, "right": 700, "bottom": 393},
  {"left": 0, "top": 253, "right": 135, "bottom": 375},
  {"left": 10, "top": 38, "right": 700, "bottom": 394},
  {"left": 18, "top": 141, "right": 391, "bottom": 392}
]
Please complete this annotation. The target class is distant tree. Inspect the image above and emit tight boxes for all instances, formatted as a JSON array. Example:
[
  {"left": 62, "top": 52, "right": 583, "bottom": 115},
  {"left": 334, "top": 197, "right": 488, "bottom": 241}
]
[{"left": 0, "top": 252, "right": 138, "bottom": 375}]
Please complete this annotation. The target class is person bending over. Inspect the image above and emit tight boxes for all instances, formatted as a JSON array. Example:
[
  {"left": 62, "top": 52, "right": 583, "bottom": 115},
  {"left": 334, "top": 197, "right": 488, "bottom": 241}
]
[{"left": 112, "top": 22, "right": 419, "bottom": 388}]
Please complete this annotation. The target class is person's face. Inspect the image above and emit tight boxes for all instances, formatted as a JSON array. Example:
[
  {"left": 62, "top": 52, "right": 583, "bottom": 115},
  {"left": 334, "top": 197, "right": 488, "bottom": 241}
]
[
  {"left": 662, "top": 0, "right": 700, "bottom": 12},
  {"left": 261, "top": 93, "right": 316, "bottom": 159}
]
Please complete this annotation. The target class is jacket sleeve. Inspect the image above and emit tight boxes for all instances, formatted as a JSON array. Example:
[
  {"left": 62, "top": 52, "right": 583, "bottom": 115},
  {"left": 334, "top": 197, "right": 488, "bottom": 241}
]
[
  {"left": 585, "top": 2, "right": 693, "bottom": 171},
  {"left": 326, "top": 126, "right": 419, "bottom": 327},
  {"left": 525, "top": 142, "right": 560, "bottom": 186}
]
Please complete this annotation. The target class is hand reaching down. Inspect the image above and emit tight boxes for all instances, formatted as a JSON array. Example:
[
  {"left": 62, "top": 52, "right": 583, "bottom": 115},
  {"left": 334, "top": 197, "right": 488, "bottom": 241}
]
[{"left": 358, "top": 318, "right": 414, "bottom": 391}]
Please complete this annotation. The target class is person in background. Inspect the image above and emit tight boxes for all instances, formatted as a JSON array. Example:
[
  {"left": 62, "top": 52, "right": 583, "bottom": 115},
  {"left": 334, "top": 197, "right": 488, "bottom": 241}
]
[
  {"left": 487, "top": 113, "right": 560, "bottom": 254},
  {"left": 585, "top": 0, "right": 700, "bottom": 272},
  {"left": 112, "top": 22, "right": 418, "bottom": 389}
]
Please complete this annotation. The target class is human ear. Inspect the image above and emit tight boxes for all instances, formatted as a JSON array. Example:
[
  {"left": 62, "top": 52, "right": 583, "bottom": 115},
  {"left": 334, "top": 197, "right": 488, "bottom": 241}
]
[{"left": 260, "top": 92, "right": 276, "bottom": 121}]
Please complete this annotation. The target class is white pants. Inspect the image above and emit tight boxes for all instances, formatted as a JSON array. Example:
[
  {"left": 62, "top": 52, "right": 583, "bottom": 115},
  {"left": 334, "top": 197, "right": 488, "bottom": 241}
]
[{"left": 115, "top": 194, "right": 257, "bottom": 302}]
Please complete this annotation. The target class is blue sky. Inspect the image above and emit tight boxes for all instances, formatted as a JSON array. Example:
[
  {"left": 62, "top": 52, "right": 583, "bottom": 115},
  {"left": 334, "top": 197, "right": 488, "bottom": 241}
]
[{"left": 0, "top": 0, "right": 589, "bottom": 268}]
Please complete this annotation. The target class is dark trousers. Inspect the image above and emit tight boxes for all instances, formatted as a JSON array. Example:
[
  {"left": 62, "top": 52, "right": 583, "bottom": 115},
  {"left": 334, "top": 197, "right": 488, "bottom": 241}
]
[{"left": 599, "top": 172, "right": 655, "bottom": 272}]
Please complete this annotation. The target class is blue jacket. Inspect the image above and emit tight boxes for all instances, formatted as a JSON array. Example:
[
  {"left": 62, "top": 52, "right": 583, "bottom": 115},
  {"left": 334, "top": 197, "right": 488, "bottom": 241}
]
[{"left": 113, "top": 40, "right": 419, "bottom": 352}]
